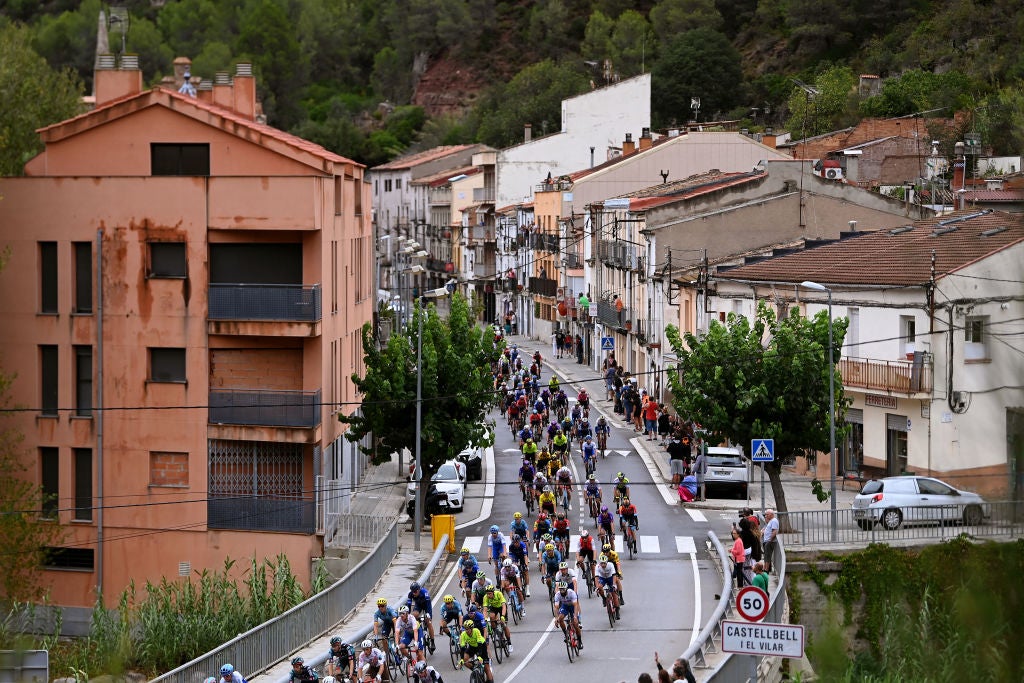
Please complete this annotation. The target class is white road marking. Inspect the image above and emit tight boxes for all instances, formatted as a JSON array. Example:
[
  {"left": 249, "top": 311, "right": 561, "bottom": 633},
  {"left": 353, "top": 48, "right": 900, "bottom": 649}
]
[
  {"left": 461, "top": 536, "right": 484, "bottom": 554},
  {"left": 501, "top": 617, "right": 557, "bottom": 683},
  {"left": 502, "top": 448, "right": 521, "bottom": 453},
  {"left": 640, "top": 535, "right": 660, "bottom": 553},
  {"left": 675, "top": 536, "right": 697, "bottom": 554},
  {"left": 688, "top": 551, "right": 701, "bottom": 645},
  {"left": 456, "top": 445, "right": 495, "bottom": 530},
  {"left": 685, "top": 508, "right": 707, "bottom": 522},
  {"left": 615, "top": 450, "right": 631, "bottom": 457},
  {"left": 630, "top": 437, "right": 677, "bottom": 506}
]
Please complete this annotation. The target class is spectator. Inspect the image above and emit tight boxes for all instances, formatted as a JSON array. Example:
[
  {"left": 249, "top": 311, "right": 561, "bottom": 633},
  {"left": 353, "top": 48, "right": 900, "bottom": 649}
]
[
  {"left": 643, "top": 398, "right": 659, "bottom": 440},
  {"left": 672, "top": 659, "right": 697, "bottom": 683},
  {"left": 615, "top": 294, "right": 624, "bottom": 325},
  {"left": 730, "top": 526, "right": 747, "bottom": 588},
  {"left": 762, "top": 508, "right": 779, "bottom": 572},
  {"left": 752, "top": 561, "right": 769, "bottom": 591},
  {"left": 693, "top": 446, "right": 707, "bottom": 501},
  {"left": 576, "top": 334, "right": 584, "bottom": 364},
  {"left": 666, "top": 434, "right": 688, "bottom": 487},
  {"left": 613, "top": 368, "right": 625, "bottom": 414},
  {"left": 657, "top": 407, "right": 672, "bottom": 444}
]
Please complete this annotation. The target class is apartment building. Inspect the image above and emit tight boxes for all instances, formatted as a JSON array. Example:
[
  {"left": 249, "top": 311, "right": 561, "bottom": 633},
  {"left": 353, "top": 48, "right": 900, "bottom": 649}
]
[{"left": 0, "top": 57, "right": 372, "bottom": 619}]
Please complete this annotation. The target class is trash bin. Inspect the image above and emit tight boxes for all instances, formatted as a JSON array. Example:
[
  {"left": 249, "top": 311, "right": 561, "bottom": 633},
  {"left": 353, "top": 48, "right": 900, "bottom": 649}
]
[{"left": 431, "top": 514, "right": 456, "bottom": 553}]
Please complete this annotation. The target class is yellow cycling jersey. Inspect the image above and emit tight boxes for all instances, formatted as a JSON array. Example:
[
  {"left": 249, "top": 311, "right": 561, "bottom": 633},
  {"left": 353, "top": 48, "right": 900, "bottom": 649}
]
[
  {"left": 459, "top": 628, "right": 486, "bottom": 648},
  {"left": 538, "top": 493, "right": 556, "bottom": 508},
  {"left": 606, "top": 549, "right": 620, "bottom": 565},
  {"left": 552, "top": 435, "right": 568, "bottom": 447},
  {"left": 483, "top": 590, "right": 506, "bottom": 610},
  {"left": 522, "top": 442, "right": 538, "bottom": 455}
]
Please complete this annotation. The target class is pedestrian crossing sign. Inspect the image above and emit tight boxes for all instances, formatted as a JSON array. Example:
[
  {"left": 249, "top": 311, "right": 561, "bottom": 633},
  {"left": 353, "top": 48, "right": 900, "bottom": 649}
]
[
  {"left": 751, "top": 438, "right": 774, "bottom": 462},
  {"left": 601, "top": 336, "right": 614, "bottom": 350}
]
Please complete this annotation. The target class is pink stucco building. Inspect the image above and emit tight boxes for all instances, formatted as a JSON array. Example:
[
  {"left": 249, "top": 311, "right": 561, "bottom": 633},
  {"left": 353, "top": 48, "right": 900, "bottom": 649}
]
[{"left": 0, "top": 57, "right": 372, "bottom": 616}]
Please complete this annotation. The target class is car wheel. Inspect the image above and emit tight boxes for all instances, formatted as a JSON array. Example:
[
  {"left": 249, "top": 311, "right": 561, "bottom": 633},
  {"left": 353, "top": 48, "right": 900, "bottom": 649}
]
[
  {"left": 963, "top": 505, "right": 983, "bottom": 526},
  {"left": 881, "top": 508, "right": 903, "bottom": 530},
  {"left": 856, "top": 519, "right": 874, "bottom": 531}
]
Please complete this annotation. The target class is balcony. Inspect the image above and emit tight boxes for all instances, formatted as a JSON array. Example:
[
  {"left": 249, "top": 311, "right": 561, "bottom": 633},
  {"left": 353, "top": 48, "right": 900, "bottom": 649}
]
[
  {"left": 598, "top": 240, "right": 639, "bottom": 269},
  {"left": 840, "top": 356, "right": 933, "bottom": 395},
  {"left": 209, "top": 389, "right": 322, "bottom": 428},
  {"left": 473, "top": 187, "right": 495, "bottom": 203},
  {"left": 430, "top": 187, "right": 452, "bottom": 205},
  {"left": 468, "top": 225, "right": 494, "bottom": 242},
  {"left": 529, "top": 277, "right": 558, "bottom": 297},
  {"left": 597, "top": 300, "right": 631, "bottom": 330},
  {"left": 208, "top": 284, "right": 321, "bottom": 337},
  {"left": 473, "top": 262, "right": 497, "bottom": 278},
  {"left": 208, "top": 496, "right": 315, "bottom": 533},
  {"left": 532, "top": 233, "right": 560, "bottom": 253}
]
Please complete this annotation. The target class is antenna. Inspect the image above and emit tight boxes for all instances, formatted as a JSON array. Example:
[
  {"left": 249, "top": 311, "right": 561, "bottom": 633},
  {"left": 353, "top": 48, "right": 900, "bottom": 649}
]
[
  {"left": 690, "top": 97, "right": 701, "bottom": 122},
  {"left": 659, "top": 170, "right": 669, "bottom": 184},
  {"left": 107, "top": 6, "right": 130, "bottom": 56},
  {"left": 791, "top": 79, "right": 820, "bottom": 228}
]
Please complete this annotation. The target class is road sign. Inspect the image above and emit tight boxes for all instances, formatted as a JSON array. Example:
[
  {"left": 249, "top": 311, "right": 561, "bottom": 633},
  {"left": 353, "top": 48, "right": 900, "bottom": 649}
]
[
  {"left": 735, "top": 585, "right": 770, "bottom": 621},
  {"left": 751, "top": 438, "right": 774, "bottom": 462},
  {"left": 722, "top": 620, "right": 805, "bottom": 658},
  {"left": 601, "top": 336, "right": 614, "bottom": 350}
]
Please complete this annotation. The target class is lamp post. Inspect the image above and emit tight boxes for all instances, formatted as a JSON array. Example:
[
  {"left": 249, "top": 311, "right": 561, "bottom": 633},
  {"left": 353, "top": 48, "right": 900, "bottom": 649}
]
[
  {"left": 413, "top": 282, "right": 457, "bottom": 551},
  {"left": 801, "top": 280, "right": 837, "bottom": 542}
]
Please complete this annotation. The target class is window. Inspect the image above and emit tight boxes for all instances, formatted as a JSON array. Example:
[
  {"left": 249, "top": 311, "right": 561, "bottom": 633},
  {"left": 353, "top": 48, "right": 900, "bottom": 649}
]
[
  {"left": 73, "top": 448, "right": 92, "bottom": 521},
  {"left": 899, "top": 315, "right": 916, "bottom": 356},
  {"left": 846, "top": 307, "right": 859, "bottom": 354},
  {"left": 395, "top": 178, "right": 401, "bottom": 190},
  {"left": 334, "top": 176, "right": 343, "bottom": 215},
  {"left": 148, "top": 242, "right": 187, "bottom": 278},
  {"left": 40, "top": 447, "right": 59, "bottom": 519},
  {"left": 43, "top": 546, "right": 94, "bottom": 570},
  {"left": 385, "top": 179, "right": 392, "bottom": 192},
  {"left": 151, "top": 143, "right": 210, "bottom": 176},
  {"left": 964, "top": 315, "right": 989, "bottom": 360},
  {"left": 40, "top": 345, "right": 58, "bottom": 417},
  {"left": 73, "top": 242, "right": 92, "bottom": 313},
  {"left": 150, "top": 348, "right": 186, "bottom": 382},
  {"left": 74, "top": 346, "right": 92, "bottom": 417},
  {"left": 40, "top": 242, "right": 57, "bottom": 314}
]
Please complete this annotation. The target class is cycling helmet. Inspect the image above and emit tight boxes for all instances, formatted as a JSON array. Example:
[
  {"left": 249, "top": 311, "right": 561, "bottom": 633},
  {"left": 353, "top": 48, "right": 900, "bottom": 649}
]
[
  {"left": 621, "top": 497, "right": 630, "bottom": 505},
  {"left": 463, "top": 619, "right": 475, "bottom": 628},
  {"left": 361, "top": 640, "right": 373, "bottom": 649},
  {"left": 376, "top": 598, "right": 388, "bottom": 606},
  {"left": 490, "top": 525, "right": 500, "bottom": 533},
  {"left": 206, "top": 677, "right": 218, "bottom": 683},
  {"left": 602, "top": 543, "right": 612, "bottom": 551},
  {"left": 410, "top": 582, "right": 421, "bottom": 592},
  {"left": 415, "top": 662, "right": 427, "bottom": 673},
  {"left": 581, "top": 530, "right": 589, "bottom": 537},
  {"left": 485, "top": 585, "right": 495, "bottom": 592},
  {"left": 584, "top": 434, "right": 593, "bottom": 440},
  {"left": 399, "top": 605, "right": 410, "bottom": 614},
  {"left": 475, "top": 572, "right": 486, "bottom": 581},
  {"left": 543, "top": 485, "right": 552, "bottom": 493},
  {"left": 503, "top": 558, "right": 513, "bottom": 567},
  {"left": 512, "top": 533, "right": 521, "bottom": 541},
  {"left": 617, "top": 472, "right": 625, "bottom": 479},
  {"left": 468, "top": 603, "right": 479, "bottom": 612},
  {"left": 588, "top": 473, "right": 596, "bottom": 481},
  {"left": 526, "top": 437, "right": 534, "bottom": 443},
  {"left": 559, "top": 561, "right": 568, "bottom": 569},
  {"left": 221, "top": 666, "right": 234, "bottom": 676},
  {"left": 514, "top": 512, "right": 522, "bottom": 519},
  {"left": 292, "top": 658, "right": 304, "bottom": 666},
  {"left": 542, "top": 533, "right": 553, "bottom": 541},
  {"left": 556, "top": 581, "right": 568, "bottom": 590},
  {"left": 461, "top": 547, "right": 470, "bottom": 554},
  {"left": 601, "top": 506, "right": 608, "bottom": 512},
  {"left": 443, "top": 594, "right": 455, "bottom": 603},
  {"left": 330, "top": 636, "right": 343, "bottom": 646},
  {"left": 538, "top": 513, "right": 547, "bottom": 520},
  {"left": 556, "top": 512, "right": 565, "bottom": 519},
  {"left": 599, "top": 553, "right": 608, "bottom": 562}
]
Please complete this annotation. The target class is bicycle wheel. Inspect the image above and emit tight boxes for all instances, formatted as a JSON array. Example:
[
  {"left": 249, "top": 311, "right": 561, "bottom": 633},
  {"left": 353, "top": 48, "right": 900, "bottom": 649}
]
[
  {"left": 448, "top": 634, "right": 459, "bottom": 669},
  {"left": 565, "top": 628, "right": 575, "bottom": 663},
  {"left": 627, "top": 532, "right": 636, "bottom": 560},
  {"left": 492, "top": 628, "right": 504, "bottom": 664},
  {"left": 607, "top": 598, "right": 616, "bottom": 628},
  {"left": 469, "top": 667, "right": 484, "bottom": 683},
  {"left": 509, "top": 592, "right": 520, "bottom": 625},
  {"left": 585, "top": 569, "right": 595, "bottom": 599}
]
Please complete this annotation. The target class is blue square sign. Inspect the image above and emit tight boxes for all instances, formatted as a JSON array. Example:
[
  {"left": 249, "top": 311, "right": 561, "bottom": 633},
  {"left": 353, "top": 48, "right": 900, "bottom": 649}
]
[{"left": 751, "top": 438, "right": 774, "bottom": 462}]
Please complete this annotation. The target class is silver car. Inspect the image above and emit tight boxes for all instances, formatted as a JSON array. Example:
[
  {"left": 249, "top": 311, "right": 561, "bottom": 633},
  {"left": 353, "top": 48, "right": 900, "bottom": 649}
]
[
  {"left": 408, "top": 460, "right": 466, "bottom": 512},
  {"left": 704, "top": 447, "right": 749, "bottom": 498},
  {"left": 852, "top": 476, "right": 988, "bottom": 530}
]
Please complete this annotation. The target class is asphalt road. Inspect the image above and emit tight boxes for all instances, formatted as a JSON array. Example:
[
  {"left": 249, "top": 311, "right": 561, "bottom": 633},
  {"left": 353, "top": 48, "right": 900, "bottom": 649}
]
[{"left": 431, "top": 396, "right": 722, "bottom": 682}]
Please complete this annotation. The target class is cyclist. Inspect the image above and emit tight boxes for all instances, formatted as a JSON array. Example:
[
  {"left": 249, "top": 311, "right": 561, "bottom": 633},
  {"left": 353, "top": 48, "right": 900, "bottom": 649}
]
[
  {"left": 601, "top": 543, "right": 625, "bottom": 601},
  {"left": 412, "top": 660, "right": 444, "bottom": 683},
  {"left": 457, "top": 617, "right": 493, "bottom": 683},
  {"left": 555, "top": 560, "right": 578, "bottom": 594},
  {"left": 289, "top": 657, "right": 318, "bottom": 683},
  {"left": 486, "top": 525, "right": 509, "bottom": 572},
  {"left": 553, "top": 389, "right": 569, "bottom": 420},
  {"left": 470, "top": 572, "right": 491, "bottom": 608},
  {"left": 529, "top": 409, "right": 543, "bottom": 430},
  {"left": 540, "top": 542, "right": 562, "bottom": 589},
  {"left": 576, "top": 417, "right": 592, "bottom": 449},
  {"left": 499, "top": 557, "right": 524, "bottom": 611},
  {"left": 520, "top": 437, "right": 538, "bottom": 463},
  {"left": 550, "top": 429, "right": 569, "bottom": 458},
  {"left": 438, "top": 595, "right": 464, "bottom": 639},
  {"left": 532, "top": 470, "right": 548, "bottom": 504},
  {"left": 532, "top": 512, "right": 551, "bottom": 554},
  {"left": 553, "top": 581, "right": 583, "bottom": 649},
  {"left": 555, "top": 462, "right": 573, "bottom": 505},
  {"left": 506, "top": 397, "right": 520, "bottom": 433},
  {"left": 581, "top": 434, "right": 597, "bottom": 474},
  {"left": 612, "top": 472, "right": 631, "bottom": 506},
  {"left": 594, "top": 416, "right": 610, "bottom": 454},
  {"left": 373, "top": 598, "right": 399, "bottom": 648},
  {"left": 618, "top": 496, "right": 639, "bottom": 536},
  {"left": 517, "top": 426, "right": 534, "bottom": 448},
  {"left": 546, "top": 452, "right": 562, "bottom": 480},
  {"left": 533, "top": 396, "right": 547, "bottom": 420},
  {"left": 510, "top": 511, "right": 529, "bottom": 540},
  {"left": 595, "top": 554, "right": 620, "bottom": 616},
  {"left": 535, "top": 446, "right": 552, "bottom": 479},
  {"left": 518, "top": 460, "right": 536, "bottom": 501},
  {"left": 464, "top": 602, "right": 488, "bottom": 635},
  {"left": 508, "top": 533, "right": 531, "bottom": 596},
  {"left": 552, "top": 512, "right": 571, "bottom": 552},
  {"left": 570, "top": 403, "right": 583, "bottom": 432},
  {"left": 406, "top": 582, "right": 435, "bottom": 653},
  {"left": 358, "top": 639, "right": 389, "bottom": 683},
  {"left": 394, "top": 606, "right": 422, "bottom": 662},
  {"left": 545, "top": 420, "right": 560, "bottom": 448},
  {"left": 220, "top": 664, "right": 246, "bottom": 683},
  {"left": 597, "top": 505, "right": 615, "bottom": 550},
  {"left": 548, "top": 375, "right": 560, "bottom": 394},
  {"left": 576, "top": 529, "right": 596, "bottom": 582},
  {"left": 538, "top": 486, "right": 557, "bottom": 517},
  {"left": 457, "top": 549, "right": 480, "bottom": 602},
  {"left": 584, "top": 473, "right": 602, "bottom": 516},
  {"left": 325, "top": 636, "right": 356, "bottom": 680},
  {"left": 577, "top": 388, "right": 590, "bottom": 416},
  {"left": 482, "top": 584, "right": 513, "bottom": 653}
]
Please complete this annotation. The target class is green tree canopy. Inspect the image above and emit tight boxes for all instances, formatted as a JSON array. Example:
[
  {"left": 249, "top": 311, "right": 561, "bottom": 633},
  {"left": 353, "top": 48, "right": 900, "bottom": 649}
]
[
  {"left": 858, "top": 68, "right": 974, "bottom": 118},
  {"left": 341, "top": 293, "right": 500, "bottom": 479},
  {"left": 785, "top": 64, "right": 858, "bottom": 138},
  {"left": 0, "top": 22, "right": 84, "bottom": 176},
  {"left": 651, "top": 27, "right": 743, "bottom": 126},
  {"left": 666, "top": 301, "right": 848, "bottom": 515},
  {"left": 649, "top": 0, "right": 723, "bottom": 42}
]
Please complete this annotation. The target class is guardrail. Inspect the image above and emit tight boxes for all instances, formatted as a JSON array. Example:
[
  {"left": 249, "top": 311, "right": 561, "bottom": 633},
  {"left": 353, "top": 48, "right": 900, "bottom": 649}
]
[
  {"left": 680, "top": 531, "right": 732, "bottom": 668},
  {"left": 327, "top": 513, "right": 400, "bottom": 549},
  {"left": 777, "top": 501, "right": 1024, "bottom": 549},
  {"left": 151, "top": 523, "right": 402, "bottom": 683}
]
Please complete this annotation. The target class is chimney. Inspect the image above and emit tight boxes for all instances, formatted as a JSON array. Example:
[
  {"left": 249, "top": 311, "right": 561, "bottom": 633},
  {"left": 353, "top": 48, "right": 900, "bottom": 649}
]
[
  {"left": 233, "top": 62, "right": 257, "bottom": 120},
  {"left": 524, "top": 123, "right": 532, "bottom": 142},
  {"left": 172, "top": 57, "right": 191, "bottom": 88},
  {"left": 638, "top": 127, "right": 653, "bottom": 151},
  {"left": 623, "top": 133, "right": 635, "bottom": 156},
  {"left": 762, "top": 129, "right": 777, "bottom": 148},
  {"left": 197, "top": 79, "right": 214, "bottom": 103},
  {"left": 94, "top": 54, "right": 143, "bottom": 105},
  {"left": 213, "top": 71, "right": 233, "bottom": 110}
]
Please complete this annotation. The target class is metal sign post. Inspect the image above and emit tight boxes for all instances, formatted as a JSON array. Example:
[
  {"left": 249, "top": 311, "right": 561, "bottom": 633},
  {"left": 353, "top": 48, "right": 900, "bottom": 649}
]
[{"left": 751, "top": 439, "right": 774, "bottom": 513}]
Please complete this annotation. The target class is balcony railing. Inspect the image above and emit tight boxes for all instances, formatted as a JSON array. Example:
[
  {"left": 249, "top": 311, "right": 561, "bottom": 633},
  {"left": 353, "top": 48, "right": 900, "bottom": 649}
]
[
  {"left": 598, "top": 240, "right": 639, "bottom": 269},
  {"left": 840, "top": 356, "right": 933, "bottom": 395},
  {"left": 469, "top": 225, "right": 494, "bottom": 242},
  {"left": 596, "top": 300, "right": 631, "bottom": 328},
  {"left": 565, "top": 253, "right": 582, "bottom": 269},
  {"left": 532, "top": 233, "right": 560, "bottom": 253},
  {"left": 473, "top": 187, "right": 495, "bottom": 203},
  {"left": 473, "top": 263, "right": 497, "bottom": 278},
  {"left": 430, "top": 188, "right": 452, "bottom": 205},
  {"left": 209, "top": 389, "right": 322, "bottom": 428},
  {"left": 209, "top": 284, "right": 321, "bottom": 322},
  {"left": 208, "top": 496, "right": 315, "bottom": 533},
  {"left": 529, "top": 277, "right": 558, "bottom": 297}
]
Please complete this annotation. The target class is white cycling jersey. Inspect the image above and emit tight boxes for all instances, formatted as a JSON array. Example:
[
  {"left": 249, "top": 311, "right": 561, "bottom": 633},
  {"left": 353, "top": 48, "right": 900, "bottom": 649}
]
[
  {"left": 595, "top": 562, "right": 616, "bottom": 579},
  {"left": 500, "top": 565, "right": 521, "bottom": 582},
  {"left": 554, "top": 588, "right": 579, "bottom": 607}
]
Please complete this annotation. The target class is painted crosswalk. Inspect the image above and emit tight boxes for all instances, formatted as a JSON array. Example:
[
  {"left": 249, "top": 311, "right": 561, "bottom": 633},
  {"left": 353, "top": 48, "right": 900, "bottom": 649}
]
[{"left": 460, "top": 534, "right": 698, "bottom": 556}]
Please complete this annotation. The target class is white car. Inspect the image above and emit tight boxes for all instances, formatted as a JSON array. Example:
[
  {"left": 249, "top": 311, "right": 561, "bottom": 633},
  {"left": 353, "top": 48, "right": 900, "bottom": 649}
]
[
  {"left": 852, "top": 476, "right": 988, "bottom": 530},
  {"left": 408, "top": 460, "right": 466, "bottom": 512},
  {"left": 703, "top": 446, "right": 749, "bottom": 498}
]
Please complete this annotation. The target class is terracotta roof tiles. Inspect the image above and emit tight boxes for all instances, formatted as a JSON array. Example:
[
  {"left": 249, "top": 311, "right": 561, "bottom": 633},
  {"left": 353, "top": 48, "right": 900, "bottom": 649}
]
[{"left": 371, "top": 145, "right": 477, "bottom": 171}]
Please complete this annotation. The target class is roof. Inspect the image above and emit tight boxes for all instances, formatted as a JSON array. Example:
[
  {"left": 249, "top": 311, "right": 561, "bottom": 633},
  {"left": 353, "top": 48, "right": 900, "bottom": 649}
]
[
  {"left": 964, "top": 190, "right": 1024, "bottom": 202},
  {"left": 602, "top": 170, "right": 763, "bottom": 212},
  {"left": 39, "top": 87, "right": 360, "bottom": 167},
  {"left": 714, "top": 209, "right": 1024, "bottom": 287},
  {"left": 411, "top": 165, "right": 481, "bottom": 187},
  {"left": 370, "top": 145, "right": 477, "bottom": 171}
]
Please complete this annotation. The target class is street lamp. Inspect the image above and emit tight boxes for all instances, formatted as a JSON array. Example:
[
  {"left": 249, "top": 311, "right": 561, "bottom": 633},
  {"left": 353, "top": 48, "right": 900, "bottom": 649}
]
[
  {"left": 801, "top": 280, "right": 837, "bottom": 542},
  {"left": 413, "top": 281, "right": 457, "bottom": 550}
]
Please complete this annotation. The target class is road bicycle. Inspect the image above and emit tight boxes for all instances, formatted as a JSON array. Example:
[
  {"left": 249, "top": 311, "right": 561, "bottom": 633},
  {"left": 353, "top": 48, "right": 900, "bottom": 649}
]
[
  {"left": 596, "top": 431, "right": 607, "bottom": 457},
  {"left": 461, "top": 654, "right": 487, "bottom": 683},
  {"left": 560, "top": 616, "right": 582, "bottom": 663},
  {"left": 621, "top": 518, "right": 639, "bottom": 559},
  {"left": 582, "top": 559, "right": 595, "bottom": 598},
  {"left": 601, "top": 584, "right": 621, "bottom": 627},
  {"left": 441, "top": 623, "right": 461, "bottom": 669},
  {"left": 522, "top": 483, "right": 535, "bottom": 515},
  {"left": 587, "top": 494, "right": 601, "bottom": 524},
  {"left": 559, "top": 484, "right": 571, "bottom": 513},
  {"left": 504, "top": 583, "right": 524, "bottom": 625},
  {"left": 370, "top": 634, "right": 400, "bottom": 682},
  {"left": 583, "top": 454, "right": 596, "bottom": 477},
  {"left": 486, "top": 616, "right": 511, "bottom": 664}
]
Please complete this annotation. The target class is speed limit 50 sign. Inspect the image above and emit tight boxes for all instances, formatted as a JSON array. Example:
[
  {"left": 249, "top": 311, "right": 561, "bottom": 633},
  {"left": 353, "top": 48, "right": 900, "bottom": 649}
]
[{"left": 735, "top": 585, "right": 770, "bottom": 621}]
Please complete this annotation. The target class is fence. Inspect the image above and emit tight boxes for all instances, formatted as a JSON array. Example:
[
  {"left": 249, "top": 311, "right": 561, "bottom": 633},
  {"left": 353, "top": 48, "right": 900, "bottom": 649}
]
[
  {"left": 209, "top": 389, "right": 321, "bottom": 428},
  {"left": 208, "top": 284, "right": 321, "bottom": 322},
  {"left": 326, "top": 514, "right": 399, "bottom": 549},
  {"left": 680, "top": 531, "right": 733, "bottom": 668},
  {"left": 315, "top": 477, "right": 351, "bottom": 544},
  {"left": 840, "top": 356, "right": 932, "bottom": 394},
  {"left": 150, "top": 522, "right": 400, "bottom": 683},
  {"left": 777, "top": 501, "right": 1024, "bottom": 550}
]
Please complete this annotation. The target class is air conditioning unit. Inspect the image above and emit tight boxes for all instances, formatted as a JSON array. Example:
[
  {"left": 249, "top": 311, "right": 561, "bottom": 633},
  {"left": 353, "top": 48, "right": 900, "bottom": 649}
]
[{"left": 825, "top": 167, "right": 844, "bottom": 180}]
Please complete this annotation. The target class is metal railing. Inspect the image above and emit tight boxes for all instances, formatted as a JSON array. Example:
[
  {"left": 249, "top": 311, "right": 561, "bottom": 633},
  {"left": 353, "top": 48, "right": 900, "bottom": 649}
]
[
  {"left": 473, "top": 262, "right": 496, "bottom": 278},
  {"left": 326, "top": 514, "right": 399, "bottom": 549},
  {"left": 209, "top": 389, "right": 322, "bottom": 428},
  {"left": 528, "top": 276, "right": 558, "bottom": 297},
  {"left": 208, "top": 496, "right": 315, "bottom": 533},
  {"left": 473, "top": 187, "right": 495, "bottom": 202},
  {"left": 777, "top": 502, "right": 1024, "bottom": 549},
  {"left": 151, "top": 522, "right": 400, "bottom": 683},
  {"left": 681, "top": 531, "right": 735, "bottom": 668},
  {"left": 315, "top": 477, "right": 351, "bottom": 543},
  {"left": 532, "top": 233, "right": 559, "bottom": 253},
  {"left": 840, "top": 356, "right": 932, "bottom": 394},
  {"left": 209, "top": 284, "right": 321, "bottom": 322},
  {"left": 596, "top": 300, "right": 630, "bottom": 329}
]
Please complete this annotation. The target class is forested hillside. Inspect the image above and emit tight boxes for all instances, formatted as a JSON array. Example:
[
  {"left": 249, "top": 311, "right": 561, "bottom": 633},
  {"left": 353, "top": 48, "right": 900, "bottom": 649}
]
[{"left": 3, "top": 0, "right": 1023, "bottom": 168}]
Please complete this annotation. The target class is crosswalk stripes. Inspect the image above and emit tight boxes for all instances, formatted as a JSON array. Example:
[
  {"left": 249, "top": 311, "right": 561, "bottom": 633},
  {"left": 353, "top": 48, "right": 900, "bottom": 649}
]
[
  {"left": 640, "top": 535, "right": 660, "bottom": 554},
  {"left": 459, "top": 534, "right": 697, "bottom": 556},
  {"left": 676, "top": 536, "right": 697, "bottom": 554}
]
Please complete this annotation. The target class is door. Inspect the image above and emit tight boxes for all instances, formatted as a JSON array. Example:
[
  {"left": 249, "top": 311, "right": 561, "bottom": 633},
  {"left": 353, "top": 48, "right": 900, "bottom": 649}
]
[
  {"left": 886, "top": 413, "right": 908, "bottom": 476},
  {"left": 916, "top": 477, "right": 960, "bottom": 521}
]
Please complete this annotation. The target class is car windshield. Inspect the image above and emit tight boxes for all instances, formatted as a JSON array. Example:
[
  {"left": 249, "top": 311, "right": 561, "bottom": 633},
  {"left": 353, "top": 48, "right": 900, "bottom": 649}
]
[
  {"left": 707, "top": 455, "right": 744, "bottom": 467},
  {"left": 434, "top": 463, "right": 460, "bottom": 481},
  {"left": 861, "top": 480, "right": 883, "bottom": 495}
]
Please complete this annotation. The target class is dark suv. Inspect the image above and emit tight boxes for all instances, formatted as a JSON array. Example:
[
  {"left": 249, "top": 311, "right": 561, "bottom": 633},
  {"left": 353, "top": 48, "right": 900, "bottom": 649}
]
[{"left": 458, "top": 446, "right": 482, "bottom": 481}]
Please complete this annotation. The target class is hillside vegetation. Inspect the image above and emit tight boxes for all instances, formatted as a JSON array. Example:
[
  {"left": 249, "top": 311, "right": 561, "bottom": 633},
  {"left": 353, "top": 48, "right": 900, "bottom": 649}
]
[{"left": 5, "top": 0, "right": 1024, "bottom": 166}]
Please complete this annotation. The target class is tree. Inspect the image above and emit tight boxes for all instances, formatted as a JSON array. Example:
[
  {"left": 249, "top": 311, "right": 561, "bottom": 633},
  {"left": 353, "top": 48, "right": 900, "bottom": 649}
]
[
  {"left": 580, "top": 10, "right": 615, "bottom": 65},
  {"left": 665, "top": 301, "right": 848, "bottom": 516},
  {"left": 649, "top": 0, "right": 723, "bottom": 42},
  {"left": 341, "top": 293, "right": 500, "bottom": 481},
  {"left": 235, "top": 0, "right": 309, "bottom": 129},
  {"left": 0, "top": 22, "right": 84, "bottom": 176},
  {"left": 785, "top": 64, "right": 857, "bottom": 138},
  {"left": 609, "top": 10, "right": 650, "bottom": 78},
  {"left": 650, "top": 28, "right": 743, "bottom": 126}
]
